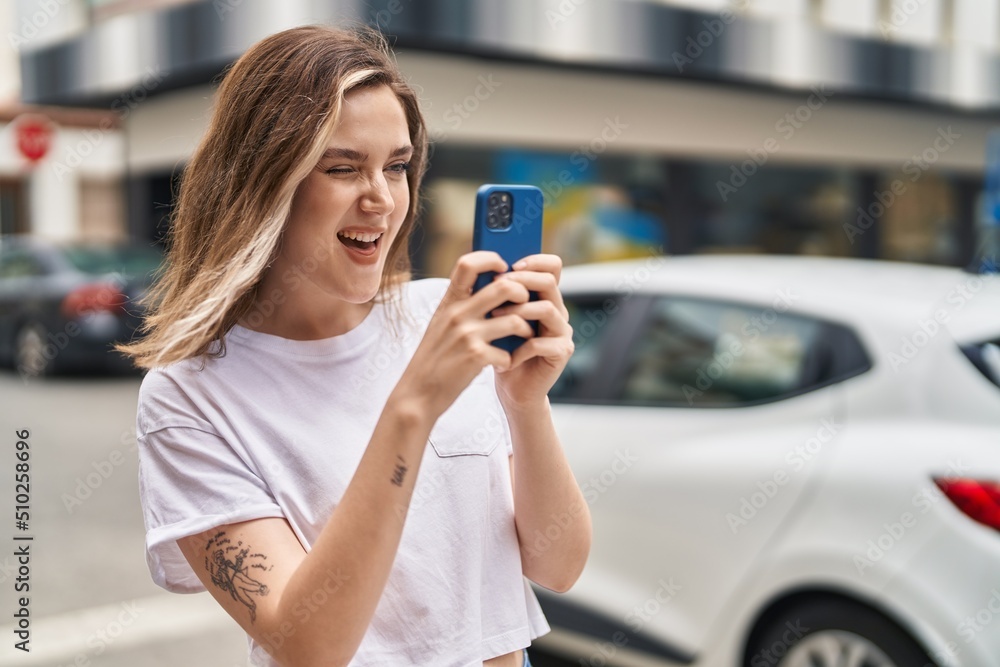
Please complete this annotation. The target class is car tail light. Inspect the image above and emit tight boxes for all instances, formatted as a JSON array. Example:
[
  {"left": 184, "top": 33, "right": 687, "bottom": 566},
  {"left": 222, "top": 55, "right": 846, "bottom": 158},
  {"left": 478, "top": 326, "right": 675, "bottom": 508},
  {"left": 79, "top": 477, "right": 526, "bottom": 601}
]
[
  {"left": 60, "top": 283, "right": 127, "bottom": 319},
  {"left": 934, "top": 478, "right": 1000, "bottom": 532}
]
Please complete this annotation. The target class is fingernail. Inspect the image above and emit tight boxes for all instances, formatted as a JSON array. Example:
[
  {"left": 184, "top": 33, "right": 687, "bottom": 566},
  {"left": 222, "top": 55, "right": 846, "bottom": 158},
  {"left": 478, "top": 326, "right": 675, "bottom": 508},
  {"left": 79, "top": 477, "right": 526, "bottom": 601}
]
[{"left": 513, "top": 260, "right": 527, "bottom": 270}]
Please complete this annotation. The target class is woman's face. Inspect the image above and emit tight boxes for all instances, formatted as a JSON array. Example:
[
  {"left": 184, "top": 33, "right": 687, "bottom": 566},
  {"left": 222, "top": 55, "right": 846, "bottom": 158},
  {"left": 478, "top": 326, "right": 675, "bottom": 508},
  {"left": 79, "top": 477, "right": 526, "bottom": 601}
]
[{"left": 278, "top": 84, "right": 413, "bottom": 307}]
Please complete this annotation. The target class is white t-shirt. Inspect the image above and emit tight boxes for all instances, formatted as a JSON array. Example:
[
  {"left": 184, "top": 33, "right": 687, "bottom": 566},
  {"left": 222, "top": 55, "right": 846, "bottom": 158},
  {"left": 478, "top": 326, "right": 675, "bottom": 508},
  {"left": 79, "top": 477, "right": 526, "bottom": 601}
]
[{"left": 135, "top": 277, "right": 550, "bottom": 666}]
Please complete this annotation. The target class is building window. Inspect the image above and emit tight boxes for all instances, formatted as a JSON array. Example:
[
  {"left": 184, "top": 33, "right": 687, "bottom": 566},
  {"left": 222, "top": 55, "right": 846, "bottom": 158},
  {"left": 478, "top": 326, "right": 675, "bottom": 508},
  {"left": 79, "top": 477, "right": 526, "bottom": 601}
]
[
  {"left": 419, "top": 146, "right": 668, "bottom": 277},
  {"left": 875, "top": 168, "right": 961, "bottom": 264},
  {"left": 416, "top": 145, "right": 974, "bottom": 273},
  {"left": 80, "top": 178, "right": 126, "bottom": 242},
  {"left": 0, "top": 179, "right": 28, "bottom": 236}
]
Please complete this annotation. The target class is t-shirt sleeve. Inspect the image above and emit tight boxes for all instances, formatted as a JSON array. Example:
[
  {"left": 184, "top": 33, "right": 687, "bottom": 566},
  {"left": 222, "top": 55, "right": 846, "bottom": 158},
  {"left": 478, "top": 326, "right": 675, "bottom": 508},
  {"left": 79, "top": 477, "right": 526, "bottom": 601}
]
[{"left": 136, "top": 372, "right": 285, "bottom": 594}]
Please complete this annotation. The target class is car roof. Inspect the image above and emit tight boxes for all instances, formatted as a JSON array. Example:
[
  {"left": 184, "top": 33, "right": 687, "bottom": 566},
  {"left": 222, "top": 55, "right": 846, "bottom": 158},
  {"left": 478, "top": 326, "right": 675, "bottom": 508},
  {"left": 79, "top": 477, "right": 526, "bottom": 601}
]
[{"left": 559, "top": 254, "right": 1000, "bottom": 342}]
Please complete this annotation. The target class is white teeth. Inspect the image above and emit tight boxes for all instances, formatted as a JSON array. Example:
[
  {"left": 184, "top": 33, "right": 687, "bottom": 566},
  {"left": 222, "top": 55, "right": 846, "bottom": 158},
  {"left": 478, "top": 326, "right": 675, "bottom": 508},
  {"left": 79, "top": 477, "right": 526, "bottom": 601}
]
[{"left": 338, "top": 230, "right": 383, "bottom": 243}]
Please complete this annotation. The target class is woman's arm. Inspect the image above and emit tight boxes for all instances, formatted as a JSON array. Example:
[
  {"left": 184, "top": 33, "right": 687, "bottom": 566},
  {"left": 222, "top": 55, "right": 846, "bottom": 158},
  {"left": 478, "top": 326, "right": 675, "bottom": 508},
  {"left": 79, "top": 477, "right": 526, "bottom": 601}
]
[
  {"left": 178, "top": 393, "right": 435, "bottom": 667},
  {"left": 487, "top": 253, "right": 593, "bottom": 593},
  {"left": 506, "top": 397, "right": 591, "bottom": 593},
  {"left": 177, "top": 252, "right": 536, "bottom": 667}
]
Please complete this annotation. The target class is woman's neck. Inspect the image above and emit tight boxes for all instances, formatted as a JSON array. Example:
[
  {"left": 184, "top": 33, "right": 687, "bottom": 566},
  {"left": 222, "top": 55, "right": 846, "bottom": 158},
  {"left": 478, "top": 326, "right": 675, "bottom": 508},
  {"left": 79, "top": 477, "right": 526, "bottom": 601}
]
[{"left": 238, "top": 297, "right": 375, "bottom": 341}]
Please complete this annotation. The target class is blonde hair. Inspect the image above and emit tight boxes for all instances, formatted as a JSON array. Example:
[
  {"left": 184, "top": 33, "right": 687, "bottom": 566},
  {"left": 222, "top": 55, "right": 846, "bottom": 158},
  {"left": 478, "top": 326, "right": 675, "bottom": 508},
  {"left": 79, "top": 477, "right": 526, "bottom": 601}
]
[{"left": 117, "top": 25, "right": 428, "bottom": 370}]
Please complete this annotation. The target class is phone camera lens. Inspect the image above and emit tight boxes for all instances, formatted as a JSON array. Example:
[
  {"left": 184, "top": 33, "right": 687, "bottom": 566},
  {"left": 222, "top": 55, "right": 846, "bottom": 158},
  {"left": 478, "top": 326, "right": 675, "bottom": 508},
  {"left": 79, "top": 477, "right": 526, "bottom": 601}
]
[{"left": 485, "top": 191, "right": 514, "bottom": 230}]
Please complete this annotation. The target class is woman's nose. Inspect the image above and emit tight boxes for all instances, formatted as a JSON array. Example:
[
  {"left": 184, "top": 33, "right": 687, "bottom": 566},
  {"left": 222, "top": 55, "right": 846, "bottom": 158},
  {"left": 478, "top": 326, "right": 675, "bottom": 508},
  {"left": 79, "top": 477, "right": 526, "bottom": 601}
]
[{"left": 360, "top": 173, "right": 395, "bottom": 215}]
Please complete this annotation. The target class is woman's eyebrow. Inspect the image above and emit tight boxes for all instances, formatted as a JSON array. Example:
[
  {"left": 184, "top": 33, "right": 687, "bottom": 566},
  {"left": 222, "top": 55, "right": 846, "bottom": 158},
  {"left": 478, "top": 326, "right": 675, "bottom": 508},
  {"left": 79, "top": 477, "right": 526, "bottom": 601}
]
[
  {"left": 322, "top": 147, "right": 366, "bottom": 161},
  {"left": 321, "top": 145, "right": 413, "bottom": 161}
]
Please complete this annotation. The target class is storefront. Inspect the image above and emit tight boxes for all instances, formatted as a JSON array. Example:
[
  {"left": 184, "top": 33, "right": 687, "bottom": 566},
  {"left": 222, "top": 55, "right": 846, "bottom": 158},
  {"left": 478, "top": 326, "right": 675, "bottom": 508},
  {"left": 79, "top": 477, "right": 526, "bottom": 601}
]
[
  {"left": 16, "top": 0, "right": 1000, "bottom": 270},
  {"left": 0, "top": 105, "right": 126, "bottom": 242}
]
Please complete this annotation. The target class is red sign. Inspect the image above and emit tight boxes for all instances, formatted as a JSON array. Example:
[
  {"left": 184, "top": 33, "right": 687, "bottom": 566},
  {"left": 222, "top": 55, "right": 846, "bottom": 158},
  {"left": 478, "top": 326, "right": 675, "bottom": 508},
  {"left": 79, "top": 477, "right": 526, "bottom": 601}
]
[{"left": 13, "top": 114, "right": 55, "bottom": 163}]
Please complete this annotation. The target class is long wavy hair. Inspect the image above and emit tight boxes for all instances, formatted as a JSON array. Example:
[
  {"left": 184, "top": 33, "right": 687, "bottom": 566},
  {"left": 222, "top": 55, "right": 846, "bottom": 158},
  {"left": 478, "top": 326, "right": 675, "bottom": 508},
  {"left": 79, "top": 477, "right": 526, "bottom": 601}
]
[{"left": 117, "top": 24, "right": 428, "bottom": 370}]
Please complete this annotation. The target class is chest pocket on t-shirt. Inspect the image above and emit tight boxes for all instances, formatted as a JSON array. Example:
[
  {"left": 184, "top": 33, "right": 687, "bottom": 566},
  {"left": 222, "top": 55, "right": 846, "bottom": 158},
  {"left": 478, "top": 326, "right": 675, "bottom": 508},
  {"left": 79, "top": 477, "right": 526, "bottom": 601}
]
[{"left": 428, "top": 370, "right": 506, "bottom": 457}]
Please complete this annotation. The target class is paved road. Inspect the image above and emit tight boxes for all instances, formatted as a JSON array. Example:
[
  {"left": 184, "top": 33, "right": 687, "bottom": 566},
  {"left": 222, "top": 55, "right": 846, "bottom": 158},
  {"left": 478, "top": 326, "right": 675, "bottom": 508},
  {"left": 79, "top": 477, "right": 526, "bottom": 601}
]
[
  {"left": 0, "top": 369, "right": 579, "bottom": 667},
  {"left": 0, "top": 370, "right": 250, "bottom": 666}
]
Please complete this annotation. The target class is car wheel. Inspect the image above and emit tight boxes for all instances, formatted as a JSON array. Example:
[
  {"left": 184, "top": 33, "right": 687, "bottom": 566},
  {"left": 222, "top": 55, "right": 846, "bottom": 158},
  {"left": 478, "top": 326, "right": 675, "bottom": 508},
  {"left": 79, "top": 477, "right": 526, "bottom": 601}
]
[
  {"left": 745, "top": 598, "right": 936, "bottom": 667},
  {"left": 14, "top": 321, "right": 54, "bottom": 378}
]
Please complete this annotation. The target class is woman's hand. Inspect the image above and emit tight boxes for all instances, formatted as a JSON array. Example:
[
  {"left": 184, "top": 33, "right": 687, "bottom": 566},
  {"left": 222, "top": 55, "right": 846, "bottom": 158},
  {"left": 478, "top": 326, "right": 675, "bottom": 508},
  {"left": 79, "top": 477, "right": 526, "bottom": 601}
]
[
  {"left": 394, "top": 251, "right": 536, "bottom": 419},
  {"left": 489, "top": 254, "right": 574, "bottom": 410}
]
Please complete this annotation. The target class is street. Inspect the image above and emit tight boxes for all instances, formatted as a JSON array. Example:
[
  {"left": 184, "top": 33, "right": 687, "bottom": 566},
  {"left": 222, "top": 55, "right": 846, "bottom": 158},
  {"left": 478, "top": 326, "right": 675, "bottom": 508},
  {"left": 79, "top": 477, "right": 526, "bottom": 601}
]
[{"left": 0, "top": 370, "right": 250, "bottom": 666}]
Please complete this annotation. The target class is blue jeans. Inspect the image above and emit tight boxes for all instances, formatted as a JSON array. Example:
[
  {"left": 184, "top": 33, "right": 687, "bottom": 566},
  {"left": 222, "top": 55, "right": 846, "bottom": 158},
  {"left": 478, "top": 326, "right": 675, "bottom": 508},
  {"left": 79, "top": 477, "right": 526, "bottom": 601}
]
[{"left": 523, "top": 648, "right": 532, "bottom": 667}]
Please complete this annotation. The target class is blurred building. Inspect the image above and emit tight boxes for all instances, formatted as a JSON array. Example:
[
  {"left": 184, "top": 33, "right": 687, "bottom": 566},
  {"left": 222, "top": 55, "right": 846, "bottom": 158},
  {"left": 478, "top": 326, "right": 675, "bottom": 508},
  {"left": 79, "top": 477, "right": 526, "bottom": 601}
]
[
  {"left": 1, "top": 2, "right": 126, "bottom": 243},
  {"left": 12, "top": 0, "right": 1000, "bottom": 271}
]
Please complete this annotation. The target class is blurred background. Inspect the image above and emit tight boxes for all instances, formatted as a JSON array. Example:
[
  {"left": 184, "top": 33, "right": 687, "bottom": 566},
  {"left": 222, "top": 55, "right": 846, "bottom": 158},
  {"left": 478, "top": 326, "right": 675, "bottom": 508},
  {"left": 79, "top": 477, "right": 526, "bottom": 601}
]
[
  {"left": 4, "top": 0, "right": 1000, "bottom": 270},
  {"left": 1, "top": 1, "right": 1000, "bottom": 666}
]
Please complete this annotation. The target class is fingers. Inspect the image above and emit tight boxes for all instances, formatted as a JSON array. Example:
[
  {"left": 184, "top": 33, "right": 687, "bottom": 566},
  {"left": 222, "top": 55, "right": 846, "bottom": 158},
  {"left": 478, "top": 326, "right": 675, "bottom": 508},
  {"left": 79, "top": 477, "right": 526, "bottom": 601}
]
[
  {"left": 492, "top": 269, "right": 568, "bottom": 321},
  {"left": 480, "top": 313, "right": 536, "bottom": 342},
  {"left": 442, "top": 251, "right": 535, "bottom": 317},
  {"left": 434, "top": 252, "right": 570, "bottom": 375},
  {"left": 507, "top": 253, "right": 562, "bottom": 283},
  {"left": 490, "top": 299, "right": 569, "bottom": 337},
  {"left": 508, "top": 334, "right": 575, "bottom": 371},
  {"left": 493, "top": 266, "right": 559, "bottom": 298},
  {"left": 479, "top": 342, "right": 515, "bottom": 373},
  {"left": 442, "top": 251, "right": 508, "bottom": 305},
  {"left": 465, "top": 277, "right": 531, "bottom": 316}
]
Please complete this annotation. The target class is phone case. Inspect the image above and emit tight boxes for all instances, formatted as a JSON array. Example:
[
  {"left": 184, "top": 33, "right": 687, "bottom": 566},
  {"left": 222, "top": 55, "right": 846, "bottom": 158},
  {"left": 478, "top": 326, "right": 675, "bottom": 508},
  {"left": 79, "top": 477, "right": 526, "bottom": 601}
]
[{"left": 472, "top": 184, "right": 544, "bottom": 353}]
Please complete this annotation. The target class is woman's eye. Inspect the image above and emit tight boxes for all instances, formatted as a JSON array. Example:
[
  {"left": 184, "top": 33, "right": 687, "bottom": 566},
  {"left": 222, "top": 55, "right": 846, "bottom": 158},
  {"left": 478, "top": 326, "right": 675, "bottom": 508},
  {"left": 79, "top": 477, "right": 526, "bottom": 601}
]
[
  {"left": 325, "top": 166, "right": 354, "bottom": 175},
  {"left": 387, "top": 162, "right": 411, "bottom": 174}
]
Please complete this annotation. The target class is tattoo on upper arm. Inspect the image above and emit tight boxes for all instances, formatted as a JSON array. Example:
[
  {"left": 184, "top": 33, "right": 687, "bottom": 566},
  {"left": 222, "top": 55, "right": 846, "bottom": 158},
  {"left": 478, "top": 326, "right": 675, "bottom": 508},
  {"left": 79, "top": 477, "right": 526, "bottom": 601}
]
[
  {"left": 391, "top": 455, "right": 408, "bottom": 486},
  {"left": 204, "top": 531, "right": 273, "bottom": 622}
]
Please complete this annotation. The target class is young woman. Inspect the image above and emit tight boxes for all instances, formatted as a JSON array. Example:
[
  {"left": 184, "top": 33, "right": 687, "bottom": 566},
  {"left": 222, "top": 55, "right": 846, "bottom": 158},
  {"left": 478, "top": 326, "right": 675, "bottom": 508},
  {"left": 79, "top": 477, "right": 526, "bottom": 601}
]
[{"left": 119, "top": 25, "right": 591, "bottom": 667}]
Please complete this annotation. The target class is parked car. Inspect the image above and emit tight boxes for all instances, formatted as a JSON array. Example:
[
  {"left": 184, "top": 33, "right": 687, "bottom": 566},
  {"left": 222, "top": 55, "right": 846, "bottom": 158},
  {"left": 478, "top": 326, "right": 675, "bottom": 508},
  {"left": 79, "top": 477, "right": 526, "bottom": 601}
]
[
  {"left": 533, "top": 254, "right": 1000, "bottom": 667},
  {"left": 0, "top": 235, "right": 163, "bottom": 377}
]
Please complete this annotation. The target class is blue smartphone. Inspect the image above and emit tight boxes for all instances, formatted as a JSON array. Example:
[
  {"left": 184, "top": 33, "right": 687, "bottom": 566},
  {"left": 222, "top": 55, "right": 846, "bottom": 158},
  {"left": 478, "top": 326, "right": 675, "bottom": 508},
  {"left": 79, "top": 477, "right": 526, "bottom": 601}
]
[{"left": 472, "top": 184, "right": 544, "bottom": 353}]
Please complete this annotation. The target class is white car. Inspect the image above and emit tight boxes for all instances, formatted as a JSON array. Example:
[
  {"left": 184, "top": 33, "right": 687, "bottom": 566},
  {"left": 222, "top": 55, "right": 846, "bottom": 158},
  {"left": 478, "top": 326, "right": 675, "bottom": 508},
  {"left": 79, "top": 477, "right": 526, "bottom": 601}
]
[{"left": 532, "top": 255, "right": 1000, "bottom": 667}]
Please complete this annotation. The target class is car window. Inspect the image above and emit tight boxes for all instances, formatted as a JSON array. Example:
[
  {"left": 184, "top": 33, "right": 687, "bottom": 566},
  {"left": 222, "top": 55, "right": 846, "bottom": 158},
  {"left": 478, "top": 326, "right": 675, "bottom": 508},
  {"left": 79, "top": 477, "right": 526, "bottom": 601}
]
[
  {"left": 615, "top": 296, "right": 870, "bottom": 407},
  {"left": 0, "top": 250, "right": 44, "bottom": 279},
  {"left": 548, "top": 294, "right": 625, "bottom": 402},
  {"left": 961, "top": 336, "right": 1000, "bottom": 390}
]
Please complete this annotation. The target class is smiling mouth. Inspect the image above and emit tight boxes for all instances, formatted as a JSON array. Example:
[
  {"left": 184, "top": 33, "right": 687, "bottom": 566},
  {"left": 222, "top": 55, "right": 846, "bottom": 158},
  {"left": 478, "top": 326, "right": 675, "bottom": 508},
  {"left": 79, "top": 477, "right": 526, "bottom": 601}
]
[{"left": 337, "top": 230, "right": 383, "bottom": 252}]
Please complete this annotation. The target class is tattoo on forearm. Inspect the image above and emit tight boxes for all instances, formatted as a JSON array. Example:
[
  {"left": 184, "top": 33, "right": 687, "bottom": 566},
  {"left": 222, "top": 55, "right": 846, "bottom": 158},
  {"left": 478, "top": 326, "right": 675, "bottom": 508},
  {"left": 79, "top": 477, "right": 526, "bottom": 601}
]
[
  {"left": 204, "top": 531, "right": 272, "bottom": 622},
  {"left": 391, "top": 455, "right": 408, "bottom": 486}
]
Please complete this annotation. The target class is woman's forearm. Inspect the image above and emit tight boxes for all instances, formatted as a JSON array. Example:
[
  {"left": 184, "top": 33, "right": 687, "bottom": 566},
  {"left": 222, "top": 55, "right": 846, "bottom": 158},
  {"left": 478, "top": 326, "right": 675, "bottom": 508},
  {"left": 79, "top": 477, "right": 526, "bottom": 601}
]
[{"left": 505, "top": 396, "right": 592, "bottom": 592}]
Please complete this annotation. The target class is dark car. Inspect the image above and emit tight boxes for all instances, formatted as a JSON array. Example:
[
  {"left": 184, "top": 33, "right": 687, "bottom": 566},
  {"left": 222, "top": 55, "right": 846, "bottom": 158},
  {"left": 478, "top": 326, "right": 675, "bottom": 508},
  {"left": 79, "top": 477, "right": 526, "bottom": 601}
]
[{"left": 0, "top": 235, "right": 164, "bottom": 377}]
